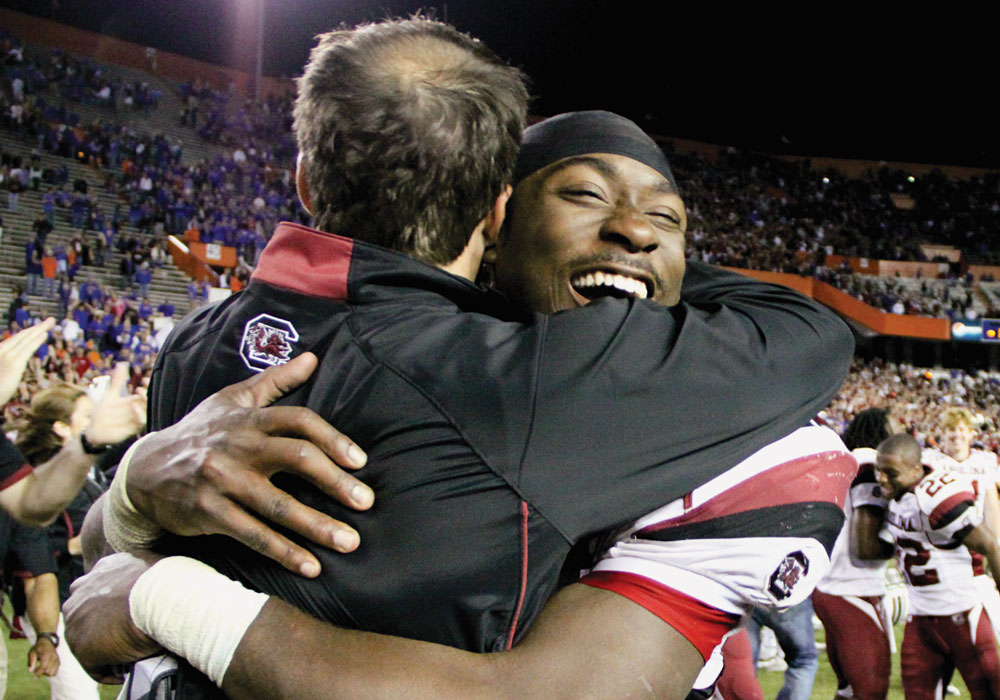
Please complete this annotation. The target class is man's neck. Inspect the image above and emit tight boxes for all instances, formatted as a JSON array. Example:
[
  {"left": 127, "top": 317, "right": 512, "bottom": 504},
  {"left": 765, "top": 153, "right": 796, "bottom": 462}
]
[
  {"left": 946, "top": 445, "right": 972, "bottom": 462},
  {"left": 438, "top": 231, "right": 485, "bottom": 282}
]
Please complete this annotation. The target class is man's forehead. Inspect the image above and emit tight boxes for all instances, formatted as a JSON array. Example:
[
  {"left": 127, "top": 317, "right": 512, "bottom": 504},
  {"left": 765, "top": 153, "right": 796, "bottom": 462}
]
[{"left": 876, "top": 451, "right": 899, "bottom": 466}]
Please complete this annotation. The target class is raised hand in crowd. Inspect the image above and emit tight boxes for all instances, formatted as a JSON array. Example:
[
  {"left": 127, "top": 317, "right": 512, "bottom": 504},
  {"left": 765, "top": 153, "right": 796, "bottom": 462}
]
[
  {"left": 83, "top": 361, "right": 146, "bottom": 447},
  {"left": 0, "top": 317, "right": 56, "bottom": 405}
]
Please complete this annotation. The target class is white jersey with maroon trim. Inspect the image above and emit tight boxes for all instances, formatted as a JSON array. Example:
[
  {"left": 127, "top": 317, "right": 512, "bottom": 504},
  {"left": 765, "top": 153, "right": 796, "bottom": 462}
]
[
  {"left": 923, "top": 448, "right": 1000, "bottom": 487},
  {"left": 886, "top": 469, "right": 984, "bottom": 615},
  {"left": 923, "top": 449, "right": 1000, "bottom": 635},
  {"left": 591, "top": 423, "right": 857, "bottom": 615},
  {"left": 816, "top": 447, "right": 890, "bottom": 597}
]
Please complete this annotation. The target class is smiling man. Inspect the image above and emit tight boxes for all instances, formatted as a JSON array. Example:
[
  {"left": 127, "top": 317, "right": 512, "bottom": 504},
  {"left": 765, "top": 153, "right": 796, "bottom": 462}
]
[
  {"left": 493, "top": 116, "right": 688, "bottom": 314},
  {"left": 68, "top": 20, "right": 852, "bottom": 699},
  {"left": 875, "top": 434, "right": 1000, "bottom": 700}
]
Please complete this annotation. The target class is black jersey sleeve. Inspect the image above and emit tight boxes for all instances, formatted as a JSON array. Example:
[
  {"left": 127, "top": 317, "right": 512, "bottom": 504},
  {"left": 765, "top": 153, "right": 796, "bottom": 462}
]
[
  {"left": 5, "top": 518, "right": 57, "bottom": 577},
  {"left": 0, "top": 432, "right": 32, "bottom": 491},
  {"left": 511, "top": 262, "right": 853, "bottom": 539}
]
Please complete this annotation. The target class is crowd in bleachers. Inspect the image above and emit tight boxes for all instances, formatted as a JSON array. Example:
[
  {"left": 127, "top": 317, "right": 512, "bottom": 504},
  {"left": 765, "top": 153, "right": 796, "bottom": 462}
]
[
  {"left": 3, "top": 32, "right": 160, "bottom": 115},
  {"left": 0, "top": 29, "right": 301, "bottom": 276},
  {"left": 4, "top": 27, "right": 1000, "bottom": 412},
  {"left": 2, "top": 280, "right": 175, "bottom": 422},
  {"left": 826, "top": 357, "right": 1000, "bottom": 451},
  {"left": 671, "top": 147, "right": 1000, "bottom": 320},
  {"left": 12, "top": 26, "right": 1000, "bottom": 325}
]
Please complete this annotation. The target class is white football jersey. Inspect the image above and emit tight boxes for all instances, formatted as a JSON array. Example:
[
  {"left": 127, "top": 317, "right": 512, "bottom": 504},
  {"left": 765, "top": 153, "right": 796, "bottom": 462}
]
[
  {"left": 816, "top": 447, "right": 890, "bottom": 597},
  {"left": 885, "top": 469, "right": 984, "bottom": 615},
  {"left": 592, "top": 424, "right": 857, "bottom": 614},
  {"left": 923, "top": 448, "right": 1000, "bottom": 486}
]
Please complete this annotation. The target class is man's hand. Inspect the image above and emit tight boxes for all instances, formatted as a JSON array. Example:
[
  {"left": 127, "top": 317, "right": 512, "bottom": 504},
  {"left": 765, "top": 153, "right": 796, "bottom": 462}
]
[
  {"left": 0, "top": 318, "right": 55, "bottom": 405},
  {"left": 64, "top": 551, "right": 163, "bottom": 683},
  {"left": 28, "top": 636, "right": 61, "bottom": 678},
  {"left": 128, "top": 352, "right": 373, "bottom": 578},
  {"left": 85, "top": 362, "right": 146, "bottom": 446}
]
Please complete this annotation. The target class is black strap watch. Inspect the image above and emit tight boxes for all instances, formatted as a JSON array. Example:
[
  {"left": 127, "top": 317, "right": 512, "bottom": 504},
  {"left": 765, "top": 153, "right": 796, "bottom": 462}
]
[
  {"left": 79, "top": 432, "right": 110, "bottom": 455},
  {"left": 37, "top": 632, "right": 59, "bottom": 648}
]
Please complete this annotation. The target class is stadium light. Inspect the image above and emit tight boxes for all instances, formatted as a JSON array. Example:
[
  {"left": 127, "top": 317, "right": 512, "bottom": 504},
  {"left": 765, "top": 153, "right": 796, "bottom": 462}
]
[
  {"left": 255, "top": 0, "right": 263, "bottom": 102},
  {"left": 983, "top": 319, "right": 1000, "bottom": 342},
  {"left": 235, "top": 0, "right": 265, "bottom": 101}
]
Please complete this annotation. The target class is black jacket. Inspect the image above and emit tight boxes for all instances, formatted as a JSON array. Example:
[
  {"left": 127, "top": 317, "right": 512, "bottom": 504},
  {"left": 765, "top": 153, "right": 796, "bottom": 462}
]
[{"left": 150, "top": 221, "right": 853, "bottom": 652}]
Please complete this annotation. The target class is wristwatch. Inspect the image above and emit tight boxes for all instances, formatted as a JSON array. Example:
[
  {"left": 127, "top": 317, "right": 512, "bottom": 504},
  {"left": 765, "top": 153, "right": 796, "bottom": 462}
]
[
  {"left": 79, "top": 431, "right": 111, "bottom": 455},
  {"left": 36, "top": 632, "right": 59, "bottom": 648}
]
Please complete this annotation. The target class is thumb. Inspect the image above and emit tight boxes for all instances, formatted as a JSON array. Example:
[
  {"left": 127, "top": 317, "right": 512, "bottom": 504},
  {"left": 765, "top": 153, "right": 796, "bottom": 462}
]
[
  {"left": 226, "top": 352, "right": 318, "bottom": 408},
  {"left": 106, "top": 362, "right": 130, "bottom": 398}
]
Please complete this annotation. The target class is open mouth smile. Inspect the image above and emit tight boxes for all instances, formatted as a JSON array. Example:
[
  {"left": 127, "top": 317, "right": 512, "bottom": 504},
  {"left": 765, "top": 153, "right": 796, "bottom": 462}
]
[{"left": 570, "top": 269, "right": 652, "bottom": 300}]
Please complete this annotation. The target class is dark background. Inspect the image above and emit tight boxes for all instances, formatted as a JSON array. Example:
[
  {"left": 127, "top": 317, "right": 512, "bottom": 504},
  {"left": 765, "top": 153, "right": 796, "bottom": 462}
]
[{"left": 2, "top": 0, "right": 994, "bottom": 167}]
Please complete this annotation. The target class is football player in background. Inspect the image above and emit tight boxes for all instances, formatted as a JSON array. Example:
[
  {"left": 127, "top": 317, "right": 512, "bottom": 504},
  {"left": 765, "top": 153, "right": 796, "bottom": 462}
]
[{"left": 876, "top": 434, "right": 1000, "bottom": 700}]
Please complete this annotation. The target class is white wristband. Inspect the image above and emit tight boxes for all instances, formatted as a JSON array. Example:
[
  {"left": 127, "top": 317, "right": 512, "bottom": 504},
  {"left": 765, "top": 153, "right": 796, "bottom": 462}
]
[
  {"left": 103, "top": 433, "right": 163, "bottom": 552},
  {"left": 129, "top": 556, "right": 270, "bottom": 686}
]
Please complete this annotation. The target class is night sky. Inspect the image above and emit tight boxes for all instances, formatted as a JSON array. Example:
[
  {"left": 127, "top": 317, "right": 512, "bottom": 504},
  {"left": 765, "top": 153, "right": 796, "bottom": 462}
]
[{"left": 3, "top": 0, "right": 995, "bottom": 167}]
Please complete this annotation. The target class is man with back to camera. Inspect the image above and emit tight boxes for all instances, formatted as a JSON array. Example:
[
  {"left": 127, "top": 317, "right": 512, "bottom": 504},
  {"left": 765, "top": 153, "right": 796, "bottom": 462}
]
[
  {"left": 67, "top": 17, "right": 855, "bottom": 699},
  {"left": 875, "top": 433, "right": 1000, "bottom": 700}
]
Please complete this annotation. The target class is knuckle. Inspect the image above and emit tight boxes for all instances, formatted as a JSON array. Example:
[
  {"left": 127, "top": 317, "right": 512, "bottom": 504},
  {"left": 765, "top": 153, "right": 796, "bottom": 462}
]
[
  {"left": 329, "top": 466, "right": 349, "bottom": 490},
  {"left": 267, "top": 494, "right": 290, "bottom": 522},
  {"left": 295, "top": 440, "right": 315, "bottom": 464},
  {"left": 197, "top": 452, "right": 229, "bottom": 485},
  {"left": 297, "top": 409, "right": 321, "bottom": 431},
  {"left": 311, "top": 513, "right": 335, "bottom": 539},
  {"left": 193, "top": 492, "right": 219, "bottom": 523},
  {"left": 246, "top": 407, "right": 269, "bottom": 431},
  {"left": 281, "top": 543, "right": 300, "bottom": 566},
  {"left": 241, "top": 525, "right": 270, "bottom": 555}
]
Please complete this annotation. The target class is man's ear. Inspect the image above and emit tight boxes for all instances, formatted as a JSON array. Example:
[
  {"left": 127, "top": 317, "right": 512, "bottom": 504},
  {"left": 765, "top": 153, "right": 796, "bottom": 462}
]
[
  {"left": 481, "top": 185, "right": 511, "bottom": 245},
  {"left": 482, "top": 240, "right": 497, "bottom": 265},
  {"left": 52, "top": 420, "right": 72, "bottom": 441},
  {"left": 295, "top": 154, "right": 313, "bottom": 215}
]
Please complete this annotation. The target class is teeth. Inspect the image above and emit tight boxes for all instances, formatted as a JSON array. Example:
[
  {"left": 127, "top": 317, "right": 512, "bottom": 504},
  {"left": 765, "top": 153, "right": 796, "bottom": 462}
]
[{"left": 571, "top": 271, "right": 649, "bottom": 299}]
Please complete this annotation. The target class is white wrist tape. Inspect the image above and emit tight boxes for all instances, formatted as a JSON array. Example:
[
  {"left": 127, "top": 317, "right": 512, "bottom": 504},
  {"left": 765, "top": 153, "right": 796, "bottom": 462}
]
[
  {"left": 129, "top": 556, "right": 269, "bottom": 686},
  {"left": 103, "top": 433, "right": 163, "bottom": 552}
]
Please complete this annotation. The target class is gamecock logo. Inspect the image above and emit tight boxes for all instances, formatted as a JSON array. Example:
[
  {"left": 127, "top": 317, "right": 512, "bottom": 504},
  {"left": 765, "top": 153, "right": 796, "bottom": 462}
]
[
  {"left": 767, "top": 550, "right": 810, "bottom": 603},
  {"left": 240, "top": 314, "right": 300, "bottom": 372}
]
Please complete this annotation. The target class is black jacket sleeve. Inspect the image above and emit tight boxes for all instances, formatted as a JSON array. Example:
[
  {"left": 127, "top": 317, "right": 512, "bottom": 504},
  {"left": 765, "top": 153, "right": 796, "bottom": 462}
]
[
  {"left": 7, "top": 519, "right": 57, "bottom": 577},
  {"left": 514, "top": 261, "right": 853, "bottom": 539}
]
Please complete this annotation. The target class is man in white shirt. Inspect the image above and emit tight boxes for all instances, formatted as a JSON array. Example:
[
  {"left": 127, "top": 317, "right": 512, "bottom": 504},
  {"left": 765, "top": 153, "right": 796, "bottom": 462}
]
[
  {"left": 60, "top": 314, "right": 82, "bottom": 345},
  {"left": 876, "top": 434, "right": 1000, "bottom": 700}
]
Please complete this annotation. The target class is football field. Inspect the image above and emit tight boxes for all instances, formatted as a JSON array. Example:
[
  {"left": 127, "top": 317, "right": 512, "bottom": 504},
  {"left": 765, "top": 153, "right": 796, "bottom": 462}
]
[{"left": 0, "top": 619, "right": 974, "bottom": 699}]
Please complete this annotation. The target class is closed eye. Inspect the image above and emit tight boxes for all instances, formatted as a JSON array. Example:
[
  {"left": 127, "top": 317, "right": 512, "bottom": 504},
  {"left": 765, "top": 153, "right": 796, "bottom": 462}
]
[
  {"left": 562, "top": 188, "right": 607, "bottom": 203},
  {"left": 649, "top": 211, "right": 681, "bottom": 225}
]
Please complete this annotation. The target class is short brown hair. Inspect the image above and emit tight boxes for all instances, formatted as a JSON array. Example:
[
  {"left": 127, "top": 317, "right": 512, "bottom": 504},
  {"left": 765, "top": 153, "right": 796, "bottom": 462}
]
[
  {"left": 15, "top": 384, "right": 85, "bottom": 465},
  {"left": 294, "top": 17, "right": 528, "bottom": 265}
]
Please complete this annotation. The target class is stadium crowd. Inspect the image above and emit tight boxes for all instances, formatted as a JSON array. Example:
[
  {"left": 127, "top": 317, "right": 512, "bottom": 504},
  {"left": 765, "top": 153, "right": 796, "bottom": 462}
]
[
  {"left": 9, "top": 25, "right": 1000, "bottom": 324},
  {"left": 828, "top": 358, "right": 1000, "bottom": 450},
  {"left": 2, "top": 19, "right": 1000, "bottom": 700}
]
